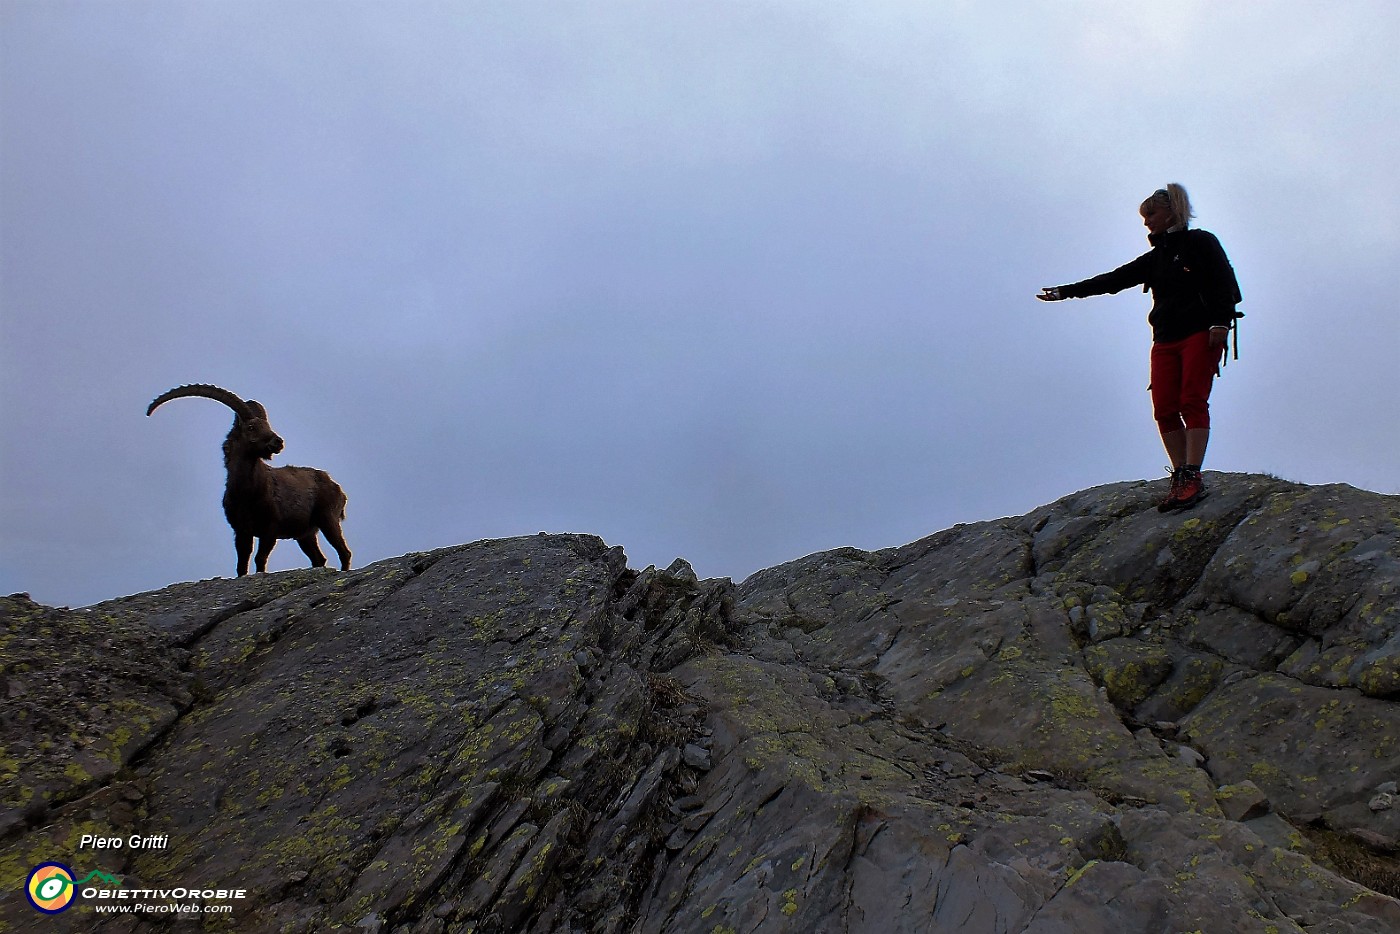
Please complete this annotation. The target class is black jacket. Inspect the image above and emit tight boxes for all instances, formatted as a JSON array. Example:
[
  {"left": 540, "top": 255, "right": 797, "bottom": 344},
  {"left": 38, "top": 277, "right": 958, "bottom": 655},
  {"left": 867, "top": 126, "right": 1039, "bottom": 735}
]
[{"left": 1060, "top": 228, "right": 1239, "bottom": 343}]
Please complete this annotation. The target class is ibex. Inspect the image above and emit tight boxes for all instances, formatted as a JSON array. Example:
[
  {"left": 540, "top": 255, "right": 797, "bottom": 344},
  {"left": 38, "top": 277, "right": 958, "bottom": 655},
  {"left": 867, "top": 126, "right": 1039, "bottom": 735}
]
[{"left": 147, "top": 384, "right": 351, "bottom": 576}]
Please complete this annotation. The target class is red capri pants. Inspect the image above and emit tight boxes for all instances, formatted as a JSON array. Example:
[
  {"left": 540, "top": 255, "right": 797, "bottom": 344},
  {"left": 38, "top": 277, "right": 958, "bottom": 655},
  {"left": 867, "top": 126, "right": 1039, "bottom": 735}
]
[{"left": 1150, "top": 331, "right": 1223, "bottom": 435}]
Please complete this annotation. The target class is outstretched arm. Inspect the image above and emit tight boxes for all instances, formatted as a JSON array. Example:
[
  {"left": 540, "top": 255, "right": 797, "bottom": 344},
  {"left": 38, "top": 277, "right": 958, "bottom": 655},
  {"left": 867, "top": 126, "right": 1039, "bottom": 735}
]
[{"left": 1037, "top": 252, "right": 1151, "bottom": 302}]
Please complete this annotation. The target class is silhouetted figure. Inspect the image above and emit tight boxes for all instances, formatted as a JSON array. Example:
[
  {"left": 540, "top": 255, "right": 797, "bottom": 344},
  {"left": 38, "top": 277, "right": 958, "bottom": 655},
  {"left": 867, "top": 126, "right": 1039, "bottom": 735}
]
[{"left": 1038, "top": 184, "right": 1240, "bottom": 511}]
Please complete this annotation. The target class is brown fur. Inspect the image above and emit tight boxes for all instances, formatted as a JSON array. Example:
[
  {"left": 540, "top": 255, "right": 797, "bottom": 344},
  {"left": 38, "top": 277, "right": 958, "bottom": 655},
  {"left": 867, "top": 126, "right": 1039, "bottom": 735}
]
[{"left": 148, "top": 385, "right": 351, "bottom": 576}]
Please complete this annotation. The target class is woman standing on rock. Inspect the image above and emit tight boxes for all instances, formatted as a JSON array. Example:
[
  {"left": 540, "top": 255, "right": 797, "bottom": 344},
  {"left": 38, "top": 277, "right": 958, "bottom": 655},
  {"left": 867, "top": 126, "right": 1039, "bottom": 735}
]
[{"left": 1037, "top": 184, "right": 1241, "bottom": 512}]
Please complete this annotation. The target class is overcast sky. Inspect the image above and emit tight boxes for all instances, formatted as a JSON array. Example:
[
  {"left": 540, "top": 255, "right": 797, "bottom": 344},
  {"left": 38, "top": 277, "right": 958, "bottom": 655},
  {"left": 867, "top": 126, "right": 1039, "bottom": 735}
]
[{"left": 3, "top": 2, "right": 1397, "bottom": 608}]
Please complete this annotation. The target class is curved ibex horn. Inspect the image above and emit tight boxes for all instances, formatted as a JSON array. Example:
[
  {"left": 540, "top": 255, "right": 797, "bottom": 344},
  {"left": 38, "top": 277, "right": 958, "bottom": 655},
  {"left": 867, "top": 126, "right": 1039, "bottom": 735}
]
[{"left": 147, "top": 384, "right": 256, "bottom": 420}]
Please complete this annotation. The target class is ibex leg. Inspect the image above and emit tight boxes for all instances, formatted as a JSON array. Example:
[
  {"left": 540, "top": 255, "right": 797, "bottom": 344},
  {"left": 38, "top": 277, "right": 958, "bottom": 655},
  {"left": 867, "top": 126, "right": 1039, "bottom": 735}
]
[
  {"left": 296, "top": 534, "right": 328, "bottom": 568},
  {"left": 254, "top": 537, "right": 277, "bottom": 573},
  {"left": 235, "top": 531, "right": 255, "bottom": 577},
  {"left": 322, "top": 524, "right": 352, "bottom": 571}
]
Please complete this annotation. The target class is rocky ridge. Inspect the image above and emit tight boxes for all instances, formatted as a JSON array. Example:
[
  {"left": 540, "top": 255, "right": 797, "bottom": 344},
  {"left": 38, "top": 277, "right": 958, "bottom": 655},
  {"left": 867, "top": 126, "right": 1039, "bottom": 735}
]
[{"left": 2, "top": 471, "right": 1399, "bottom": 932}]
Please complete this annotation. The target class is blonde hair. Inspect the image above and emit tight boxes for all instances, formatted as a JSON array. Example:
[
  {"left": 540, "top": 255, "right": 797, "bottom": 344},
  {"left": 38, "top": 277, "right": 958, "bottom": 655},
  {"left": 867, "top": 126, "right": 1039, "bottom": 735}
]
[{"left": 1141, "top": 183, "right": 1194, "bottom": 229}]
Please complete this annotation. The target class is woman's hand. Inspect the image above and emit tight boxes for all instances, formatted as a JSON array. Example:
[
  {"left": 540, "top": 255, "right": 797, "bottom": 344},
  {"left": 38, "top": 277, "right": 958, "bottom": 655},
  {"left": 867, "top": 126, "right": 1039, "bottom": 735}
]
[
  {"left": 1209, "top": 326, "right": 1230, "bottom": 348},
  {"left": 1036, "top": 287, "right": 1064, "bottom": 301}
]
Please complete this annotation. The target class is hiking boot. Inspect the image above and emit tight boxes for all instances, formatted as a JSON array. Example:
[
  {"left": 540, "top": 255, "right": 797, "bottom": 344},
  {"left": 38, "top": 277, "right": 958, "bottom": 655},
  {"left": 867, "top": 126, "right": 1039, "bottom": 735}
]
[
  {"left": 1156, "top": 467, "right": 1185, "bottom": 512},
  {"left": 1172, "top": 467, "right": 1208, "bottom": 510}
]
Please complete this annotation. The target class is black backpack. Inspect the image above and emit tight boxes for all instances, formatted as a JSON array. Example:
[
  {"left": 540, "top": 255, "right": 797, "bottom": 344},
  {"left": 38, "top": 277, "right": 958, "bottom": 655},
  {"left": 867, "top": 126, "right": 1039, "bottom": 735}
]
[{"left": 1187, "top": 229, "right": 1244, "bottom": 364}]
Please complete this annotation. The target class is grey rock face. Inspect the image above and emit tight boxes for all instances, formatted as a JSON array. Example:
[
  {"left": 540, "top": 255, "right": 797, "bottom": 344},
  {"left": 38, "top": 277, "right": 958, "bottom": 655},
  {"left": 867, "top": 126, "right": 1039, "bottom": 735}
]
[{"left": 3, "top": 473, "right": 1399, "bottom": 932}]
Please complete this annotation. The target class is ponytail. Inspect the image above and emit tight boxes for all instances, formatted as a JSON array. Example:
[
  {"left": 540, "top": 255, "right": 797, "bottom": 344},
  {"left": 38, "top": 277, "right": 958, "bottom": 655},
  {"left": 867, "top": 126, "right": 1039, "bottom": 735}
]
[{"left": 1142, "top": 183, "right": 1195, "bottom": 229}]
